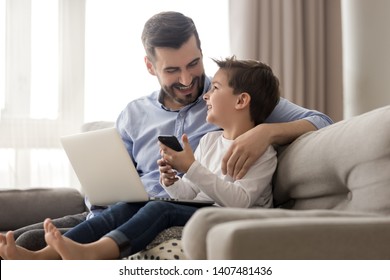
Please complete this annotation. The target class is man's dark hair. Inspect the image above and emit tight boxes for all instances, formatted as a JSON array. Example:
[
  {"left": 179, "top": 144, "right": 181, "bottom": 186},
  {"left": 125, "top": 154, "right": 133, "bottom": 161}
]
[
  {"left": 213, "top": 56, "right": 280, "bottom": 125},
  {"left": 142, "top": 11, "right": 202, "bottom": 61}
]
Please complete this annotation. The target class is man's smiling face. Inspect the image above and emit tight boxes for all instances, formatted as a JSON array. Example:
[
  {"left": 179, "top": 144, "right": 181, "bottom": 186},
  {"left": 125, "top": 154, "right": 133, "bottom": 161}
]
[{"left": 145, "top": 35, "right": 205, "bottom": 110}]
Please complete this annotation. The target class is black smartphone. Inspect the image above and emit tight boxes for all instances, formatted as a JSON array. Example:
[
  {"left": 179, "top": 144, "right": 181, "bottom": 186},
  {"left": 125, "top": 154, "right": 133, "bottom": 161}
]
[{"left": 158, "top": 135, "right": 183, "bottom": 151}]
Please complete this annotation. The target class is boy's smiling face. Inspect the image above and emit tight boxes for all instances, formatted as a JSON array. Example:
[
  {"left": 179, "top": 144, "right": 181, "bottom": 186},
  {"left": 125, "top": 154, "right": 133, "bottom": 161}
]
[{"left": 203, "top": 68, "right": 239, "bottom": 129}]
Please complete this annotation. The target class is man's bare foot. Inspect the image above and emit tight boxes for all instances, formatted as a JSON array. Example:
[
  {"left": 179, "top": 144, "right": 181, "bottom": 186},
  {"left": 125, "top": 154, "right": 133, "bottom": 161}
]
[
  {"left": 0, "top": 231, "right": 40, "bottom": 260},
  {"left": 44, "top": 218, "right": 95, "bottom": 260}
]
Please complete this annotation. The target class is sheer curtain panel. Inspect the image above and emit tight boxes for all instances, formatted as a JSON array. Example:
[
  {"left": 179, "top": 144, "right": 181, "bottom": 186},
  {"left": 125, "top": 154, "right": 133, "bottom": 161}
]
[{"left": 0, "top": 0, "right": 85, "bottom": 189}]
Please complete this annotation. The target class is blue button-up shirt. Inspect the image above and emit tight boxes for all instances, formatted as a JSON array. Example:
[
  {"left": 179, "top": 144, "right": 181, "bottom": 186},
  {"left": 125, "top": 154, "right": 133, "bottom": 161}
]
[{"left": 88, "top": 76, "right": 333, "bottom": 216}]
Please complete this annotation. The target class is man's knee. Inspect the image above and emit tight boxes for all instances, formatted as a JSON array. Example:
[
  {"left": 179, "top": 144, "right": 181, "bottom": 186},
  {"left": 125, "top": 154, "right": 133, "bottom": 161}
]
[
  {"left": 15, "top": 229, "right": 46, "bottom": 251},
  {"left": 16, "top": 228, "right": 71, "bottom": 251}
]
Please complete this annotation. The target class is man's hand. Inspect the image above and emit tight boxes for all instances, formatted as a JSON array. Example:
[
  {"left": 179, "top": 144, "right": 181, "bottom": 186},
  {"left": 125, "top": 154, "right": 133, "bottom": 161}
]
[
  {"left": 222, "top": 120, "right": 317, "bottom": 179},
  {"left": 157, "top": 158, "right": 178, "bottom": 187},
  {"left": 222, "top": 124, "right": 272, "bottom": 180}
]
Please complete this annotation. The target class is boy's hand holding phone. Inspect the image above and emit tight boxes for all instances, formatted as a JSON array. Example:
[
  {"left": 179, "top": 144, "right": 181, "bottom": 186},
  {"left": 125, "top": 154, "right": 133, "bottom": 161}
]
[{"left": 158, "top": 134, "right": 195, "bottom": 173}]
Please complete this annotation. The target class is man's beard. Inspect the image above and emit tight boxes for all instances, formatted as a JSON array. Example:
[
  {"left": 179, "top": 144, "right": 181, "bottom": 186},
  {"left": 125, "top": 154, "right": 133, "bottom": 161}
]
[{"left": 161, "top": 74, "right": 205, "bottom": 107}]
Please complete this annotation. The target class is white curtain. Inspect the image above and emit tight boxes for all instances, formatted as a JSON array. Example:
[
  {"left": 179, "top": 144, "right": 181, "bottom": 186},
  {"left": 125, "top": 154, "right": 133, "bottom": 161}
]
[
  {"left": 229, "top": 0, "right": 343, "bottom": 121},
  {"left": 0, "top": 0, "right": 85, "bottom": 189}
]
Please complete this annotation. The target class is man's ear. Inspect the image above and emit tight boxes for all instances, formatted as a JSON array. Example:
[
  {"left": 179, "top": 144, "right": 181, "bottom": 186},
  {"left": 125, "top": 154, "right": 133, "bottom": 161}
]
[
  {"left": 235, "top": 92, "right": 251, "bottom": 110},
  {"left": 144, "top": 56, "right": 156, "bottom": 76}
]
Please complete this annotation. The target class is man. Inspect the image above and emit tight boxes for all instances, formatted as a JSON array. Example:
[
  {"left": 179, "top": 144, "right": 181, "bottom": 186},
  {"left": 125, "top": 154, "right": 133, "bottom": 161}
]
[{"left": 8, "top": 11, "right": 333, "bottom": 252}]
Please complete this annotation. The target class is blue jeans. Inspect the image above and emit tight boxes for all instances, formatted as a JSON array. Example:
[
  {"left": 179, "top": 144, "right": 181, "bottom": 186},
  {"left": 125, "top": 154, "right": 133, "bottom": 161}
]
[{"left": 64, "top": 201, "right": 200, "bottom": 258}]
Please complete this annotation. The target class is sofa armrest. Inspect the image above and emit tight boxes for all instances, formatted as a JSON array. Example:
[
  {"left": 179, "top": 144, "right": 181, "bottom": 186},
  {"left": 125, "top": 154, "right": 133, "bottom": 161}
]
[
  {"left": 0, "top": 188, "right": 87, "bottom": 231},
  {"left": 206, "top": 217, "right": 390, "bottom": 259}
]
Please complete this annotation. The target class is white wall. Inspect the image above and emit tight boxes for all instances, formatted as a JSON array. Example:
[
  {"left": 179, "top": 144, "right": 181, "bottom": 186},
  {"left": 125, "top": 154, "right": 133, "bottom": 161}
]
[{"left": 342, "top": 0, "right": 390, "bottom": 118}]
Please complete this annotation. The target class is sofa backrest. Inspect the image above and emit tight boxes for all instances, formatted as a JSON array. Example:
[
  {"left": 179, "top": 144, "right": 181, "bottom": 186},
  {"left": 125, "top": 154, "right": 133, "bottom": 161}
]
[
  {"left": 0, "top": 187, "right": 87, "bottom": 231},
  {"left": 273, "top": 105, "right": 390, "bottom": 215}
]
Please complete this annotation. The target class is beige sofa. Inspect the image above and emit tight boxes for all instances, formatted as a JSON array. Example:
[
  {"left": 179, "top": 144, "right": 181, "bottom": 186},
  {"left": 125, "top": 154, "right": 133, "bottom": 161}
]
[
  {"left": 182, "top": 105, "right": 390, "bottom": 259},
  {"left": 2, "top": 106, "right": 389, "bottom": 259}
]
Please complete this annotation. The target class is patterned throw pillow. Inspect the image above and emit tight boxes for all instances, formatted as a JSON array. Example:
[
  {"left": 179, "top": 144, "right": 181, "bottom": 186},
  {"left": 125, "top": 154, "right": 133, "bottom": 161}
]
[
  {"left": 126, "top": 226, "right": 185, "bottom": 260},
  {"left": 127, "top": 238, "right": 185, "bottom": 260}
]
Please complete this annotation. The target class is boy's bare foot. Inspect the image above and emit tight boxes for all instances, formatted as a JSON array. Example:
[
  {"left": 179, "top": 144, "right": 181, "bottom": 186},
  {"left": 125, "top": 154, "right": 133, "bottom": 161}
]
[
  {"left": 0, "top": 231, "right": 40, "bottom": 260},
  {"left": 44, "top": 218, "right": 95, "bottom": 260}
]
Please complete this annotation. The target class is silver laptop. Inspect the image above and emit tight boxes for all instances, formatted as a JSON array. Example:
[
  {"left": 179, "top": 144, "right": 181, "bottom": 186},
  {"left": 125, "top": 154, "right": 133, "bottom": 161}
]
[{"left": 60, "top": 127, "right": 214, "bottom": 207}]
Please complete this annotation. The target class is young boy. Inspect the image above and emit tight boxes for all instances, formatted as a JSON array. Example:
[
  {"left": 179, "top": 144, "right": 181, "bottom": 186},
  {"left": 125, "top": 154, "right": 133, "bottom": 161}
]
[
  {"left": 158, "top": 56, "right": 280, "bottom": 208},
  {"left": 0, "top": 56, "right": 280, "bottom": 259}
]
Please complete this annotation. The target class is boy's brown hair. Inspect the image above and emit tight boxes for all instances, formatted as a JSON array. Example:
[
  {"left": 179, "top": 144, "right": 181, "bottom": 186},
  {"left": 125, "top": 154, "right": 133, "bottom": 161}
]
[{"left": 213, "top": 56, "right": 280, "bottom": 125}]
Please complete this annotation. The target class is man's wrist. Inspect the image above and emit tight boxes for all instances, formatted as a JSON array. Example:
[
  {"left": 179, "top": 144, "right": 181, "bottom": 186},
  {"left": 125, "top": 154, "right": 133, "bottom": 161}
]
[
  {"left": 258, "top": 120, "right": 317, "bottom": 146},
  {"left": 256, "top": 123, "right": 275, "bottom": 145}
]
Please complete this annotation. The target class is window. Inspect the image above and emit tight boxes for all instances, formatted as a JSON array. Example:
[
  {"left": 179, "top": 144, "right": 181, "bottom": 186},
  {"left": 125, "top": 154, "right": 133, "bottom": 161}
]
[
  {"left": 30, "top": 0, "right": 59, "bottom": 119},
  {"left": 0, "top": 0, "right": 230, "bottom": 189},
  {"left": 0, "top": 0, "right": 84, "bottom": 189}
]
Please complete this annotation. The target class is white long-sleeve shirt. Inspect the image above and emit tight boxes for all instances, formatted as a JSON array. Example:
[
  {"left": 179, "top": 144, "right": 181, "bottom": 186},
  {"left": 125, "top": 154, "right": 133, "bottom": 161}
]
[{"left": 162, "top": 131, "right": 277, "bottom": 208}]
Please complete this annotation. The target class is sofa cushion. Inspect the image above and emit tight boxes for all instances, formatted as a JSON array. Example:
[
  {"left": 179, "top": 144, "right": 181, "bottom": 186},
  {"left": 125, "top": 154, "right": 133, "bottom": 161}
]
[
  {"left": 0, "top": 187, "right": 86, "bottom": 231},
  {"left": 273, "top": 105, "right": 390, "bottom": 214}
]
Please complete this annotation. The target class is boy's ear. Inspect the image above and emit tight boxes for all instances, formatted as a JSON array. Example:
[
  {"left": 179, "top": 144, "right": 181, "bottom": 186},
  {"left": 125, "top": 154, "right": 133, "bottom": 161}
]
[
  {"left": 145, "top": 56, "right": 156, "bottom": 76},
  {"left": 235, "top": 92, "right": 251, "bottom": 110}
]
